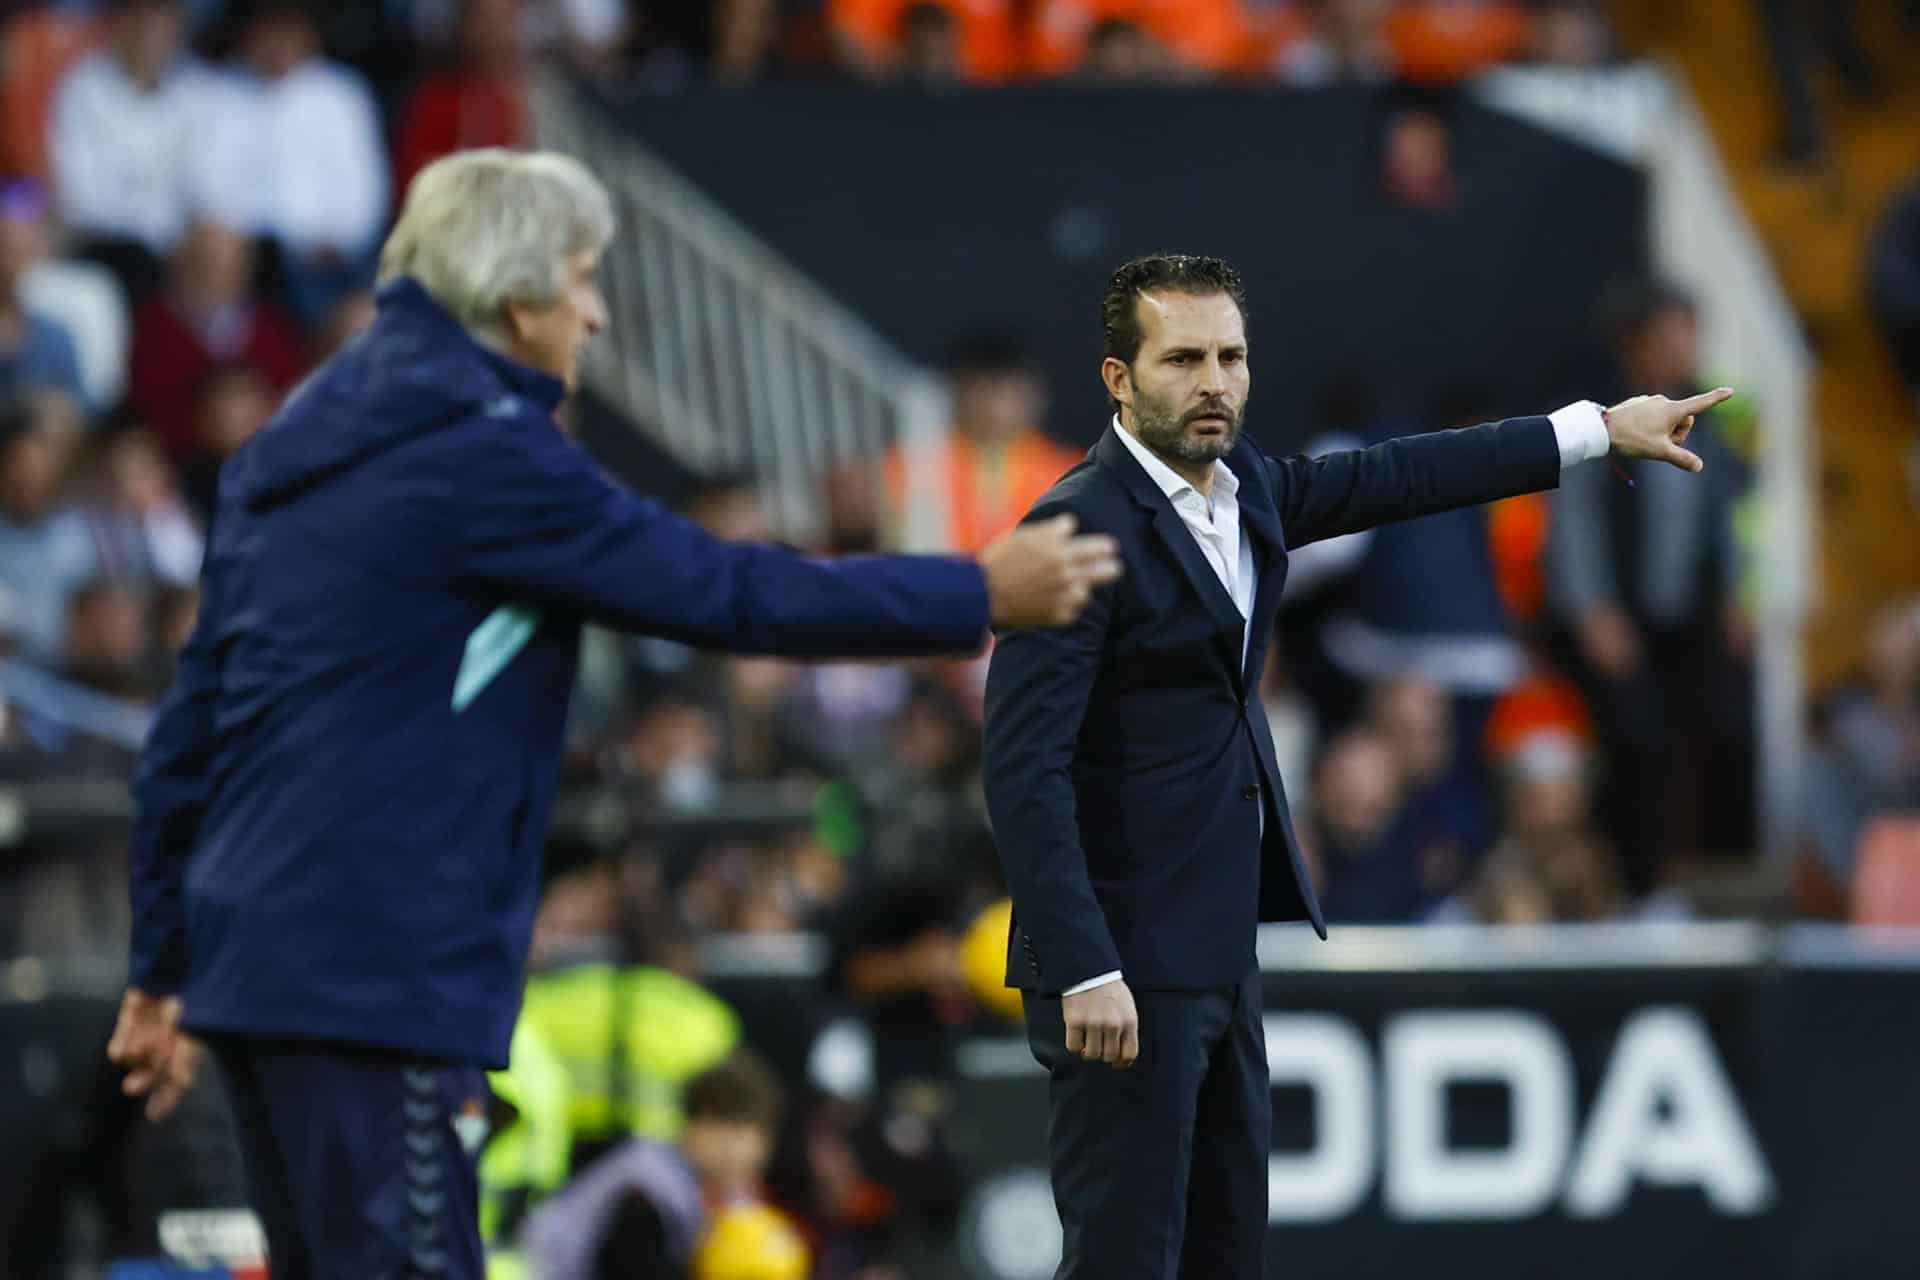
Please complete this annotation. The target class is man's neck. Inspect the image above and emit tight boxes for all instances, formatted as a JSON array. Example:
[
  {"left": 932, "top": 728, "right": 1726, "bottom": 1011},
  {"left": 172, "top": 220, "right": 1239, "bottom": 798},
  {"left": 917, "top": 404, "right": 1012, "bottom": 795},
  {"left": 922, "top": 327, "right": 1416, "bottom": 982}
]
[{"left": 1119, "top": 414, "right": 1213, "bottom": 496}]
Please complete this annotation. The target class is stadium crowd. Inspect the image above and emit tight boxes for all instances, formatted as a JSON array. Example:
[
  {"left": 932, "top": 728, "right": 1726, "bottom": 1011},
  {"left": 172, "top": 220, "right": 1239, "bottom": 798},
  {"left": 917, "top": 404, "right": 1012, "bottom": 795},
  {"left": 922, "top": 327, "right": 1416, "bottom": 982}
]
[{"left": 3, "top": 0, "right": 1920, "bottom": 1277}]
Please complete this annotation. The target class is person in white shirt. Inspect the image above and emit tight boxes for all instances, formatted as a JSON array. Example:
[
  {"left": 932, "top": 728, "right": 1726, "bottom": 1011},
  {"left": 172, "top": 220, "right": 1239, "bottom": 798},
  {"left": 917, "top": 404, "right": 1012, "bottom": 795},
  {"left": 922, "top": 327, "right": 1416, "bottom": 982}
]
[
  {"left": 5, "top": 176, "right": 131, "bottom": 411},
  {"left": 46, "top": 0, "right": 224, "bottom": 300},
  {"left": 195, "top": 0, "right": 391, "bottom": 323}
]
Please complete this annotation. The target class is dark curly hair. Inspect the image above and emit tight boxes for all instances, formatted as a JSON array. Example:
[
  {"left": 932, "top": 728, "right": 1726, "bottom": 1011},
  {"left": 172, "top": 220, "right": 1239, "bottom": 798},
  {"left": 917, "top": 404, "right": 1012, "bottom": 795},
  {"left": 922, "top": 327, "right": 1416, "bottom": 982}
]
[{"left": 1101, "top": 254, "right": 1249, "bottom": 364}]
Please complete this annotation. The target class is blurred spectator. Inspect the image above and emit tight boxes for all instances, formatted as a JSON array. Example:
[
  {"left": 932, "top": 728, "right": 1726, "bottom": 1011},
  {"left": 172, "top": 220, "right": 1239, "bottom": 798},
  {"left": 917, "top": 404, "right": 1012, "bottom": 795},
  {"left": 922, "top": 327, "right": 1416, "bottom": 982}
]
[
  {"left": 1380, "top": 104, "right": 1458, "bottom": 209},
  {"left": 1547, "top": 277, "right": 1756, "bottom": 889},
  {"left": 524, "top": 1050, "right": 808, "bottom": 1280},
  {"left": 883, "top": 333, "right": 1079, "bottom": 555},
  {"left": 0, "top": 401, "right": 95, "bottom": 664},
  {"left": 1868, "top": 171, "right": 1920, "bottom": 445},
  {"left": 608, "top": 693, "right": 726, "bottom": 811},
  {"left": 689, "top": 472, "right": 775, "bottom": 543},
  {"left": 1438, "top": 727, "right": 1630, "bottom": 924},
  {"left": 1029, "top": 0, "right": 1257, "bottom": 79},
  {"left": 899, "top": 3, "right": 965, "bottom": 83},
  {"left": 0, "top": 182, "right": 89, "bottom": 411},
  {"left": 1307, "top": 726, "right": 1416, "bottom": 921},
  {"left": 1283, "top": 384, "right": 1524, "bottom": 738},
  {"left": 712, "top": 656, "right": 798, "bottom": 779},
  {"left": 128, "top": 221, "right": 303, "bottom": 461},
  {"left": 831, "top": 680, "right": 996, "bottom": 1087},
  {"left": 8, "top": 176, "right": 130, "bottom": 410},
  {"left": 74, "top": 425, "right": 203, "bottom": 590},
  {"left": 394, "top": 0, "right": 534, "bottom": 198},
  {"left": 712, "top": 0, "right": 793, "bottom": 85},
  {"left": 770, "top": 1090, "right": 958, "bottom": 1280},
  {"left": 1078, "top": 19, "right": 1179, "bottom": 83},
  {"left": 1529, "top": 0, "right": 1616, "bottom": 68},
  {"left": 1366, "top": 675, "right": 1492, "bottom": 907},
  {"left": 1386, "top": 0, "right": 1533, "bottom": 85},
  {"left": 825, "top": 459, "right": 884, "bottom": 553},
  {"left": 28, "top": 385, "right": 86, "bottom": 450},
  {"left": 1268, "top": 0, "right": 1397, "bottom": 85},
  {"left": 516, "top": 949, "right": 743, "bottom": 1162},
  {"left": 198, "top": 0, "right": 390, "bottom": 326},
  {"left": 531, "top": 0, "right": 638, "bottom": 82},
  {"left": 180, "top": 362, "right": 278, "bottom": 517},
  {"left": 62, "top": 579, "right": 152, "bottom": 700},
  {"left": 405, "top": 0, "right": 634, "bottom": 76},
  {"left": 47, "top": 0, "right": 224, "bottom": 300},
  {"left": 829, "top": 0, "right": 1024, "bottom": 84},
  {"left": 1801, "top": 599, "right": 1920, "bottom": 897},
  {"left": 831, "top": 873, "right": 971, "bottom": 1090}
]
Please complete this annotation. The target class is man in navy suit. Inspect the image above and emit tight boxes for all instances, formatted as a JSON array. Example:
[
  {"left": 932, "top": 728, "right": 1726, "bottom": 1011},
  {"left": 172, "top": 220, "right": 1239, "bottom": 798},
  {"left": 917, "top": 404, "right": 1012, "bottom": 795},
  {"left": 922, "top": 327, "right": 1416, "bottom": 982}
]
[{"left": 982, "top": 254, "right": 1729, "bottom": 1280}]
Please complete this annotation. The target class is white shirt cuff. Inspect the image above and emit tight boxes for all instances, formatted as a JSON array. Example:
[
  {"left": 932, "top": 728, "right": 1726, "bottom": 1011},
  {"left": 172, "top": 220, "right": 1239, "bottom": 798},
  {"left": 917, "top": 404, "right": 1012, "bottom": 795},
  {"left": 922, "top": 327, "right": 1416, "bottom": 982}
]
[
  {"left": 1062, "top": 970, "right": 1123, "bottom": 996},
  {"left": 1548, "top": 400, "right": 1611, "bottom": 470}
]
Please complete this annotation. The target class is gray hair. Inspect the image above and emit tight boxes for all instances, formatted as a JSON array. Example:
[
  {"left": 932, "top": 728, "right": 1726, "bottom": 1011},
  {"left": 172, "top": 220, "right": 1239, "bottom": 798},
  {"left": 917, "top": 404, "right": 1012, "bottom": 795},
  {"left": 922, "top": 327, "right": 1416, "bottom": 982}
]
[{"left": 378, "top": 148, "right": 616, "bottom": 345}]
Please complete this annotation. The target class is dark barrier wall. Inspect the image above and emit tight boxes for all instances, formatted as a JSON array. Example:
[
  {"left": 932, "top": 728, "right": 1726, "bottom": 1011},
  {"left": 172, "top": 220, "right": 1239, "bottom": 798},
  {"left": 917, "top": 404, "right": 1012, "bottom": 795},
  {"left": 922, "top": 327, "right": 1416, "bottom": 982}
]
[
  {"left": 17, "top": 928, "right": 1910, "bottom": 1277},
  {"left": 940, "top": 928, "right": 1920, "bottom": 1280},
  {"left": 602, "top": 87, "right": 1649, "bottom": 448}
]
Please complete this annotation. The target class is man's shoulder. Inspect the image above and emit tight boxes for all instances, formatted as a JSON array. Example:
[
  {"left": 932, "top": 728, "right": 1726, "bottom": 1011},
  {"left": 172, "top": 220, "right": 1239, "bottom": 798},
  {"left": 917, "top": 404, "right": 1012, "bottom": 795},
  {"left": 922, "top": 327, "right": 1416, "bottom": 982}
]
[{"left": 1023, "top": 452, "right": 1123, "bottom": 523}]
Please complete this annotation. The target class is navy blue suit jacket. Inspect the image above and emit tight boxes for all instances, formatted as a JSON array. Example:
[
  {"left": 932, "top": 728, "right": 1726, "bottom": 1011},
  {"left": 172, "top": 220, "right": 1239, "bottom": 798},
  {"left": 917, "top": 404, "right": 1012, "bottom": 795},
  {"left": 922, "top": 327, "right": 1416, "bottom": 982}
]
[{"left": 984, "top": 418, "right": 1563, "bottom": 993}]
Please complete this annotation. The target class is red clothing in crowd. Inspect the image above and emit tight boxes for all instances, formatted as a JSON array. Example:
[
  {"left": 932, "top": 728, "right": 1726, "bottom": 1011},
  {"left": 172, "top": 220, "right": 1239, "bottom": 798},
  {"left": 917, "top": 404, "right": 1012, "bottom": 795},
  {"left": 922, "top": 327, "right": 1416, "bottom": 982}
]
[
  {"left": 392, "top": 73, "right": 529, "bottom": 201},
  {"left": 129, "top": 297, "right": 305, "bottom": 458}
]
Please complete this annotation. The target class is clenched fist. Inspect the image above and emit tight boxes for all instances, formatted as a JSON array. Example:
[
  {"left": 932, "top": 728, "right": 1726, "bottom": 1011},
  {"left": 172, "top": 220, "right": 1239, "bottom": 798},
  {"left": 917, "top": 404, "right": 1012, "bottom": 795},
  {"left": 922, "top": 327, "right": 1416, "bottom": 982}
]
[
  {"left": 980, "top": 513, "right": 1123, "bottom": 629},
  {"left": 1063, "top": 979, "right": 1140, "bottom": 1069}
]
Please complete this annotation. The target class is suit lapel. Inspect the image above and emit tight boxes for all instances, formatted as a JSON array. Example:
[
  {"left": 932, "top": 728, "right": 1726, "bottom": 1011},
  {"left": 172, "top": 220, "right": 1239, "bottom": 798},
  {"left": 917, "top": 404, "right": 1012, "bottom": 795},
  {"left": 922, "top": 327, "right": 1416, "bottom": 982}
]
[
  {"left": 1227, "top": 442, "right": 1286, "bottom": 688},
  {"left": 1096, "top": 426, "right": 1246, "bottom": 677}
]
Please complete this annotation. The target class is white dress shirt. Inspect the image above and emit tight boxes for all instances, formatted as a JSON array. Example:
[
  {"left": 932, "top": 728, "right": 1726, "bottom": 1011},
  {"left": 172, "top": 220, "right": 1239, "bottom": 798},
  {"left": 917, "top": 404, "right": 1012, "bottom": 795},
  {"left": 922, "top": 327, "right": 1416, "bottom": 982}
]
[
  {"left": 49, "top": 52, "right": 224, "bottom": 252},
  {"left": 1060, "top": 402, "right": 1611, "bottom": 998}
]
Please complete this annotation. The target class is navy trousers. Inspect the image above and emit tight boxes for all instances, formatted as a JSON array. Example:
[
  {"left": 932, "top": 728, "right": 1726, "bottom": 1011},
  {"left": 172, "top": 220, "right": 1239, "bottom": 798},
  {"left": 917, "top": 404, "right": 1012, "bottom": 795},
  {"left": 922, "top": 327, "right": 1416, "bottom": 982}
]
[
  {"left": 208, "top": 1036, "right": 490, "bottom": 1280},
  {"left": 1024, "top": 970, "right": 1269, "bottom": 1280}
]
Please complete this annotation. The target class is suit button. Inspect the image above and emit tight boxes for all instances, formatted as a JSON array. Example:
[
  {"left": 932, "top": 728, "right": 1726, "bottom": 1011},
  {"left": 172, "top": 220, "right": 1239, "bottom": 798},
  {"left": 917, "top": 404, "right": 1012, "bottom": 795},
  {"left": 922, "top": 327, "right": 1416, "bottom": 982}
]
[{"left": 1242, "top": 784, "right": 1259, "bottom": 801}]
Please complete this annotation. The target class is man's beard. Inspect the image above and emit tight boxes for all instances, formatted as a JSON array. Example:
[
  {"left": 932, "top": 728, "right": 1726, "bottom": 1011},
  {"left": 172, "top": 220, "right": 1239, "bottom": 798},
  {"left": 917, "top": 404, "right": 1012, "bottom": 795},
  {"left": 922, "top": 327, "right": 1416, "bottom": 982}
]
[{"left": 1131, "top": 387, "right": 1244, "bottom": 466}]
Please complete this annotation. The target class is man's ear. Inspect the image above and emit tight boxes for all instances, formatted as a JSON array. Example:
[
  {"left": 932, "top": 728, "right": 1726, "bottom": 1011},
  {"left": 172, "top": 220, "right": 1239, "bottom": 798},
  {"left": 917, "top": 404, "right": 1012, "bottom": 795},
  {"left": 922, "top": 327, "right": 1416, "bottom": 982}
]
[
  {"left": 1101, "top": 357, "right": 1132, "bottom": 410},
  {"left": 500, "top": 299, "right": 530, "bottom": 342}
]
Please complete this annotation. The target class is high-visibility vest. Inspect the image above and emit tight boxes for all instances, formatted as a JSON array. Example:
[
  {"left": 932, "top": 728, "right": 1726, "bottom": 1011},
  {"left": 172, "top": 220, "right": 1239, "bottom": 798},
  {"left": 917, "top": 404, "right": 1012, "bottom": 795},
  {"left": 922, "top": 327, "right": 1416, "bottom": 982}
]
[
  {"left": 480, "top": 1019, "right": 574, "bottom": 1246},
  {"left": 516, "top": 964, "right": 741, "bottom": 1143}
]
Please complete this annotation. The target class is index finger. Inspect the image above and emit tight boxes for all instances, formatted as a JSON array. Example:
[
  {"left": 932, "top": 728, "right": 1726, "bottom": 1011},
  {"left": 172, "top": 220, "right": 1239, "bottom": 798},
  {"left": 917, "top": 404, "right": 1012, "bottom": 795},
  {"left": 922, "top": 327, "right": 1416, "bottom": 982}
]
[{"left": 1678, "top": 387, "right": 1734, "bottom": 416}]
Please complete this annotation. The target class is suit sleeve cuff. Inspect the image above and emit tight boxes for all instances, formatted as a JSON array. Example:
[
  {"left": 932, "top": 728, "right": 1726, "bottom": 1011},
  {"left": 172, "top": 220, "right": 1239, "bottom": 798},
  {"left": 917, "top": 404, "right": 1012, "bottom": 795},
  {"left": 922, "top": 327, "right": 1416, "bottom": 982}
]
[
  {"left": 1062, "top": 970, "right": 1124, "bottom": 996},
  {"left": 1549, "top": 401, "right": 1611, "bottom": 470}
]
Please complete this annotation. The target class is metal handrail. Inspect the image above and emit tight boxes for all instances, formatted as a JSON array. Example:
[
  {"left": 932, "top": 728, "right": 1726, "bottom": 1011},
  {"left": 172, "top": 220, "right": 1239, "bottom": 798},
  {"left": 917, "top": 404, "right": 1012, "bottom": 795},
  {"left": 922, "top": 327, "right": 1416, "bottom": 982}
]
[{"left": 529, "top": 72, "right": 950, "bottom": 546}]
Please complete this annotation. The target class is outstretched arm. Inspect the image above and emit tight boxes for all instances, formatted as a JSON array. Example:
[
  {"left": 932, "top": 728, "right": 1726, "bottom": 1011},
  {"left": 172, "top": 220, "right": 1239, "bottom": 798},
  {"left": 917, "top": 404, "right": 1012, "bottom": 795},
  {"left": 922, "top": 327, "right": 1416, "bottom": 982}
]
[
  {"left": 1269, "top": 390, "right": 1731, "bottom": 549},
  {"left": 457, "top": 412, "right": 1120, "bottom": 651}
]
